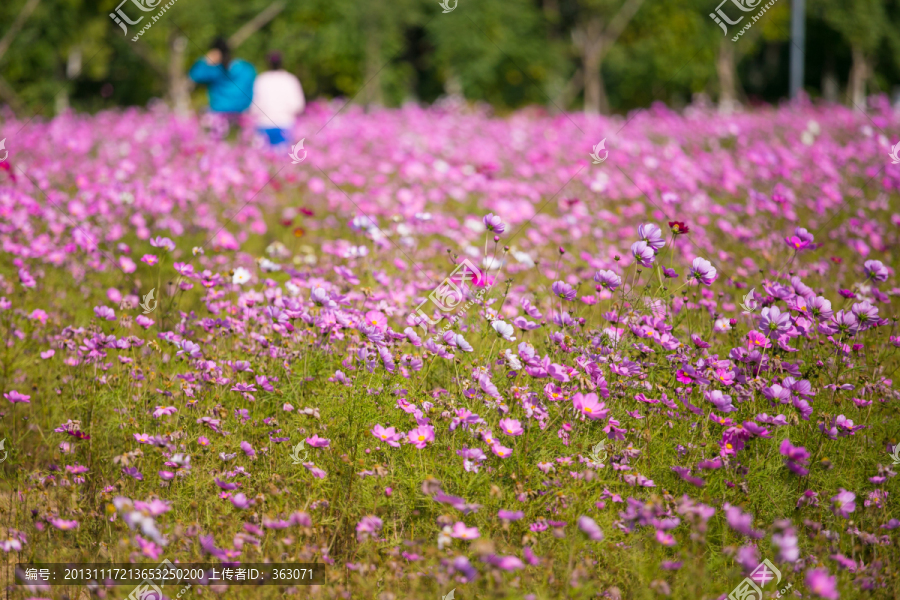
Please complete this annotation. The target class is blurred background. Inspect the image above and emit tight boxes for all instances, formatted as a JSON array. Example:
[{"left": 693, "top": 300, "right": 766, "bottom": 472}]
[{"left": 1, "top": 0, "right": 899, "bottom": 116}]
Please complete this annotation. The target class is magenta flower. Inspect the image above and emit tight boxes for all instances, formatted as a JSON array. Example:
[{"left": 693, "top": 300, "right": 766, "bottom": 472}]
[
  {"left": 498, "top": 509, "right": 524, "bottom": 521},
  {"left": 49, "top": 518, "right": 79, "bottom": 531},
  {"left": 498, "top": 418, "right": 524, "bottom": 436},
  {"left": 450, "top": 521, "right": 479, "bottom": 539},
  {"left": 551, "top": 280, "right": 576, "bottom": 301},
  {"left": 863, "top": 259, "right": 889, "bottom": 282},
  {"left": 364, "top": 310, "right": 387, "bottom": 331},
  {"left": 594, "top": 269, "right": 621, "bottom": 291},
  {"left": 407, "top": 425, "right": 435, "bottom": 449},
  {"left": 688, "top": 257, "right": 717, "bottom": 285},
  {"left": 779, "top": 439, "right": 809, "bottom": 476},
  {"left": 483, "top": 213, "right": 506, "bottom": 234},
  {"left": 93, "top": 306, "right": 116, "bottom": 320},
  {"left": 631, "top": 241, "right": 655, "bottom": 267},
  {"left": 491, "top": 443, "right": 513, "bottom": 458},
  {"left": 572, "top": 392, "right": 608, "bottom": 420},
  {"left": 305, "top": 435, "right": 330, "bottom": 448},
  {"left": 356, "top": 515, "right": 383, "bottom": 542},
  {"left": 4, "top": 390, "right": 30, "bottom": 404},
  {"left": 805, "top": 568, "right": 839, "bottom": 600},
  {"left": 830, "top": 489, "right": 856, "bottom": 518},
  {"left": 577, "top": 516, "right": 604, "bottom": 541},
  {"left": 758, "top": 306, "right": 791, "bottom": 337},
  {"left": 637, "top": 223, "right": 665, "bottom": 251}
]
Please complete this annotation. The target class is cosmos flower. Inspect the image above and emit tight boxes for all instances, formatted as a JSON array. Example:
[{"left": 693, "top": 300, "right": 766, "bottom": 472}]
[
  {"left": 482, "top": 213, "right": 505, "bottom": 234},
  {"left": 372, "top": 424, "right": 402, "bottom": 447},
  {"left": 688, "top": 257, "right": 717, "bottom": 285},
  {"left": 572, "top": 392, "right": 608, "bottom": 420},
  {"left": 407, "top": 425, "right": 435, "bottom": 449},
  {"left": 551, "top": 281, "right": 576, "bottom": 301},
  {"left": 593, "top": 269, "right": 622, "bottom": 291},
  {"left": 637, "top": 223, "right": 665, "bottom": 251},
  {"left": 805, "top": 568, "right": 839, "bottom": 600},
  {"left": 631, "top": 241, "right": 655, "bottom": 268},
  {"left": 498, "top": 418, "right": 524, "bottom": 436},
  {"left": 830, "top": 489, "right": 856, "bottom": 518},
  {"left": 863, "top": 259, "right": 889, "bottom": 282},
  {"left": 232, "top": 267, "right": 251, "bottom": 285},
  {"left": 491, "top": 320, "right": 516, "bottom": 341}
]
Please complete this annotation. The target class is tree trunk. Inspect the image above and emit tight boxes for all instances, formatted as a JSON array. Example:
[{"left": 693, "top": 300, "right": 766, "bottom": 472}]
[
  {"left": 168, "top": 34, "right": 192, "bottom": 116},
  {"left": 847, "top": 45, "right": 870, "bottom": 108},
  {"left": 363, "top": 29, "right": 384, "bottom": 107},
  {"left": 717, "top": 39, "right": 737, "bottom": 114},
  {"left": 576, "top": 17, "right": 606, "bottom": 115}
]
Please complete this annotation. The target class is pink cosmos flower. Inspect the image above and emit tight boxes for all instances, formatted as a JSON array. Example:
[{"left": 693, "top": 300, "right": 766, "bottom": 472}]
[
  {"left": 372, "top": 424, "right": 402, "bottom": 447},
  {"left": 450, "top": 521, "right": 479, "bottom": 539},
  {"left": 572, "top": 392, "right": 608, "bottom": 420},
  {"left": 364, "top": 310, "right": 387, "bottom": 331},
  {"left": 491, "top": 443, "right": 513, "bottom": 458},
  {"left": 4, "top": 390, "right": 30, "bottom": 404},
  {"left": 498, "top": 418, "right": 524, "bottom": 436},
  {"left": 141, "top": 254, "right": 159, "bottom": 265},
  {"left": 305, "top": 435, "right": 330, "bottom": 448},
  {"left": 407, "top": 425, "right": 435, "bottom": 449}
]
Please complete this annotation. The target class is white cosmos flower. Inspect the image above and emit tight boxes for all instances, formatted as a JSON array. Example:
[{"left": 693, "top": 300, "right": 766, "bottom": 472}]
[
  {"left": 504, "top": 349, "right": 523, "bottom": 370},
  {"left": 455, "top": 334, "right": 474, "bottom": 352},
  {"left": 232, "top": 267, "right": 252, "bottom": 285},
  {"left": 491, "top": 320, "right": 516, "bottom": 342}
]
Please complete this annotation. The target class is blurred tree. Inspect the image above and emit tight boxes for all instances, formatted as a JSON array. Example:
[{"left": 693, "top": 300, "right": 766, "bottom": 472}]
[{"left": 812, "top": 0, "right": 890, "bottom": 106}]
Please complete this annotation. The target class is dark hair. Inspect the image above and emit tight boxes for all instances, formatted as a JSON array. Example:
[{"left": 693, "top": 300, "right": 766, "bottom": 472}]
[
  {"left": 268, "top": 52, "right": 282, "bottom": 70},
  {"left": 211, "top": 37, "right": 231, "bottom": 68}
]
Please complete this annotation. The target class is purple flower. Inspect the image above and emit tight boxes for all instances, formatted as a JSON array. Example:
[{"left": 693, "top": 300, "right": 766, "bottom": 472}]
[
  {"left": 551, "top": 281, "right": 576, "bottom": 301},
  {"left": 305, "top": 434, "right": 331, "bottom": 448},
  {"left": 230, "top": 493, "right": 252, "bottom": 509},
  {"left": 355, "top": 515, "right": 383, "bottom": 542},
  {"left": 779, "top": 439, "right": 809, "bottom": 476},
  {"left": 830, "top": 489, "right": 856, "bottom": 518},
  {"left": 637, "top": 223, "right": 665, "bottom": 251},
  {"left": 498, "top": 509, "right": 524, "bottom": 521},
  {"left": 863, "top": 259, "right": 889, "bottom": 282},
  {"left": 593, "top": 269, "right": 621, "bottom": 291},
  {"left": 94, "top": 306, "right": 117, "bottom": 321},
  {"left": 688, "top": 257, "right": 717, "bottom": 285},
  {"left": 483, "top": 213, "right": 505, "bottom": 234},
  {"left": 805, "top": 568, "right": 839, "bottom": 600},
  {"left": 122, "top": 467, "right": 143, "bottom": 481},
  {"left": 758, "top": 306, "right": 791, "bottom": 337},
  {"left": 631, "top": 241, "right": 655, "bottom": 268},
  {"left": 723, "top": 503, "right": 763, "bottom": 538},
  {"left": 577, "top": 516, "right": 604, "bottom": 541},
  {"left": 240, "top": 441, "right": 256, "bottom": 457},
  {"left": 4, "top": 390, "right": 30, "bottom": 404}
]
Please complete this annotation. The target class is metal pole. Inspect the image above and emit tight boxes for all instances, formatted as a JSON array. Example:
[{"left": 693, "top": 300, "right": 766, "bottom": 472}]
[{"left": 790, "top": 0, "right": 805, "bottom": 99}]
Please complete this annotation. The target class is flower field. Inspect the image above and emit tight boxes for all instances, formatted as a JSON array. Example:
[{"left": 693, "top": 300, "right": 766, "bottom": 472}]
[{"left": 1, "top": 97, "right": 900, "bottom": 599}]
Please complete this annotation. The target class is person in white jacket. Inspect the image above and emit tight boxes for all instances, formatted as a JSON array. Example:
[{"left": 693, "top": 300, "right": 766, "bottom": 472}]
[{"left": 251, "top": 52, "right": 305, "bottom": 146}]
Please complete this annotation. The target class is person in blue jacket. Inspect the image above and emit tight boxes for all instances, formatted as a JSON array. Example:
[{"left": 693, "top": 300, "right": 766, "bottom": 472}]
[{"left": 189, "top": 37, "right": 256, "bottom": 125}]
